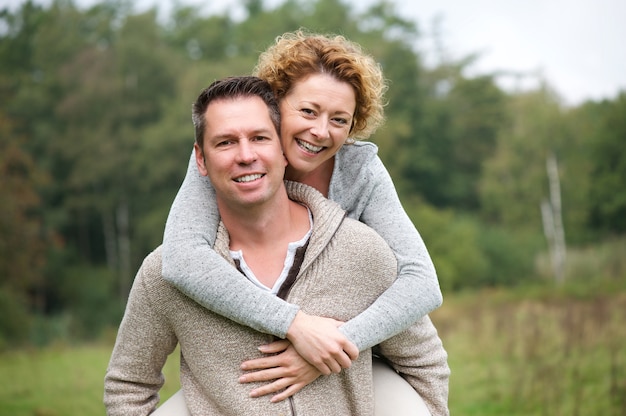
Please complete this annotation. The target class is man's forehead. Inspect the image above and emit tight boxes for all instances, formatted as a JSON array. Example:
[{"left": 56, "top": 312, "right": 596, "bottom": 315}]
[{"left": 204, "top": 96, "right": 277, "bottom": 138}]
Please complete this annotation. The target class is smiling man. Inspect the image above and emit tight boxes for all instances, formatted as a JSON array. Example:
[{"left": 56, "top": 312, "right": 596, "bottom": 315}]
[{"left": 104, "top": 76, "right": 449, "bottom": 415}]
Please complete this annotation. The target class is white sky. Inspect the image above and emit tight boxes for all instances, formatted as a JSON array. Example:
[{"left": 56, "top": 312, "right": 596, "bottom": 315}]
[{"left": 5, "top": 0, "right": 625, "bottom": 106}]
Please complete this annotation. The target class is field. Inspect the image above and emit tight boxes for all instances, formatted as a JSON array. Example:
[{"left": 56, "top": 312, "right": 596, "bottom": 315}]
[
  {"left": 1, "top": 287, "right": 625, "bottom": 415},
  {"left": 436, "top": 288, "right": 626, "bottom": 415}
]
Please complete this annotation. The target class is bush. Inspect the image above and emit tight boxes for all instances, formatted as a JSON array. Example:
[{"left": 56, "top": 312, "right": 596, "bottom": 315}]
[
  {"left": 0, "top": 287, "right": 32, "bottom": 349},
  {"left": 405, "top": 198, "right": 540, "bottom": 292},
  {"left": 57, "top": 265, "right": 125, "bottom": 340}
]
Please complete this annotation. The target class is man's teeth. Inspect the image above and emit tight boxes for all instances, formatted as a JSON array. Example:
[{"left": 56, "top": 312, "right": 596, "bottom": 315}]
[
  {"left": 235, "top": 174, "right": 263, "bottom": 183},
  {"left": 297, "top": 139, "right": 323, "bottom": 153}
]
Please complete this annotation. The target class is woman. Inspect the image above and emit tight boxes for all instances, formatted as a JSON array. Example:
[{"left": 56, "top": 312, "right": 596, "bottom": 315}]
[{"left": 161, "top": 30, "right": 444, "bottom": 411}]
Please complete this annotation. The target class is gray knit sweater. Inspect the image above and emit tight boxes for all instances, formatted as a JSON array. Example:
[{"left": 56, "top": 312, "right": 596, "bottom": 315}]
[
  {"left": 162, "top": 141, "right": 442, "bottom": 350},
  {"left": 105, "top": 182, "right": 449, "bottom": 415}
]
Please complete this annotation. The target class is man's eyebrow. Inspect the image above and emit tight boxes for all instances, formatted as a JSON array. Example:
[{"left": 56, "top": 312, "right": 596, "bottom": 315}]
[{"left": 210, "top": 128, "right": 276, "bottom": 141}]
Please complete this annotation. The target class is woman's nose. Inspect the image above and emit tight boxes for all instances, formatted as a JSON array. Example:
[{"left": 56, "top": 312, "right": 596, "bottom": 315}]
[{"left": 310, "top": 117, "right": 330, "bottom": 140}]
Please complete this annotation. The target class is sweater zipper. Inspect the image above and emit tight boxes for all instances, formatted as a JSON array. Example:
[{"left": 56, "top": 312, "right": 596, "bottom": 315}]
[
  {"left": 265, "top": 334, "right": 297, "bottom": 415},
  {"left": 289, "top": 396, "right": 297, "bottom": 415}
]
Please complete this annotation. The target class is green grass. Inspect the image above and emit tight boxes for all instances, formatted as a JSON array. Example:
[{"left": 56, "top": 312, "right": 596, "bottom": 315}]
[
  {"left": 1, "top": 286, "right": 625, "bottom": 415},
  {"left": 0, "top": 343, "right": 180, "bottom": 415},
  {"left": 434, "top": 288, "right": 626, "bottom": 415}
]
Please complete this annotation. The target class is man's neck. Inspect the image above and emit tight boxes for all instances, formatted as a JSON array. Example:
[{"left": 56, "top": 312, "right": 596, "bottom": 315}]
[{"left": 218, "top": 191, "right": 310, "bottom": 286}]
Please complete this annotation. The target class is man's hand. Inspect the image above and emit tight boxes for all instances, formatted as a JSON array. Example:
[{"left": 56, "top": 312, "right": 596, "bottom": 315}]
[
  {"left": 285, "top": 311, "right": 359, "bottom": 375},
  {"left": 239, "top": 340, "right": 321, "bottom": 402}
]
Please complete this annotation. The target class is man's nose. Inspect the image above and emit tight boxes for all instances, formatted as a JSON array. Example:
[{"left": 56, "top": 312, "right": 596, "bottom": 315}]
[{"left": 236, "top": 140, "right": 257, "bottom": 163}]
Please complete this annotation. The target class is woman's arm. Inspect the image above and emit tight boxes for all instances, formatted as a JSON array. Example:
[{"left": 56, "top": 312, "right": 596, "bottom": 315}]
[
  {"left": 162, "top": 150, "right": 356, "bottom": 373},
  {"left": 162, "top": 151, "right": 299, "bottom": 336},
  {"left": 331, "top": 143, "right": 443, "bottom": 351}
]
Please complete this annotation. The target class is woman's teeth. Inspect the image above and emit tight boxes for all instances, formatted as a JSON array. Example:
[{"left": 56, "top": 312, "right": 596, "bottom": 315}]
[{"left": 297, "top": 139, "right": 323, "bottom": 154}]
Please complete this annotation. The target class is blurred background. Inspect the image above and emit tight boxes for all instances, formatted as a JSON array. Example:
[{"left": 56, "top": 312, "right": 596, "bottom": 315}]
[{"left": 1, "top": 0, "right": 625, "bottom": 414}]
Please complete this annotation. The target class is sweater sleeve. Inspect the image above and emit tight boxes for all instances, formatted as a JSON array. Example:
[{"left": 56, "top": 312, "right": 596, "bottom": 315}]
[
  {"left": 377, "top": 316, "right": 450, "bottom": 416},
  {"left": 332, "top": 144, "right": 443, "bottom": 350},
  {"left": 104, "top": 250, "right": 178, "bottom": 415},
  {"left": 161, "top": 150, "right": 299, "bottom": 338}
]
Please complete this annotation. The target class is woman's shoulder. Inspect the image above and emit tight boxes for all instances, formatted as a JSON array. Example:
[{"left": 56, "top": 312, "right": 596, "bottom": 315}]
[
  {"left": 329, "top": 141, "right": 389, "bottom": 210},
  {"left": 336, "top": 140, "right": 388, "bottom": 175},
  {"left": 336, "top": 141, "right": 381, "bottom": 169},
  {"left": 340, "top": 140, "right": 378, "bottom": 156}
]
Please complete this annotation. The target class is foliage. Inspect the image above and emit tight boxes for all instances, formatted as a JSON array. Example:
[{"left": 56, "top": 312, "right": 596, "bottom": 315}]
[
  {"left": 0, "top": 288, "right": 32, "bottom": 349},
  {"left": 586, "top": 93, "right": 626, "bottom": 235},
  {"left": 0, "top": 0, "right": 624, "bottom": 346},
  {"left": 405, "top": 199, "right": 538, "bottom": 291}
]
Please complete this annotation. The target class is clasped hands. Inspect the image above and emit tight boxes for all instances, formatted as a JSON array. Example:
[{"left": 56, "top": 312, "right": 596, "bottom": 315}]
[{"left": 238, "top": 311, "right": 359, "bottom": 402}]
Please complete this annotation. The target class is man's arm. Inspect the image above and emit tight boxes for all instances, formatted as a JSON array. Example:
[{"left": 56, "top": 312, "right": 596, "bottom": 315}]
[
  {"left": 377, "top": 315, "right": 450, "bottom": 416},
  {"left": 104, "top": 250, "right": 178, "bottom": 415}
]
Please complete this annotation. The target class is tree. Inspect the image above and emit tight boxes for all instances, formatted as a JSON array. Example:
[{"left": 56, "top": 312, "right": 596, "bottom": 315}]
[
  {"left": 53, "top": 7, "right": 178, "bottom": 297},
  {"left": 479, "top": 88, "right": 565, "bottom": 231},
  {"left": 586, "top": 93, "right": 626, "bottom": 235},
  {"left": 403, "top": 66, "right": 507, "bottom": 210},
  {"left": 0, "top": 113, "right": 52, "bottom": 344}
]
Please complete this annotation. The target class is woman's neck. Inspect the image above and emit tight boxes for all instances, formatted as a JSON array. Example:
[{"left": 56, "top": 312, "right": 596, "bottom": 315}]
[{"left": 285, "top": 157, "right": 334, "bottom": 197}]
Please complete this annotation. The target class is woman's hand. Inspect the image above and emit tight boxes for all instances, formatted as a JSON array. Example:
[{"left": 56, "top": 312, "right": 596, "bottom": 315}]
[
  {"left": 285, "top": 311, "right": 359, "bottom": 375},
  {"left": 239, "top": 340, "right": 322, "bottom": 402}
]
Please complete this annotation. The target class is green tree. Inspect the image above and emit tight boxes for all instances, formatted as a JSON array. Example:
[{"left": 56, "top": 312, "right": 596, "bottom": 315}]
[
  {"left": 479, "top": 87, "right": 565, "bottom": 232},
  {"left": 0, "top": 114, "right": 51, "bottom": 343},
  {"left": 403, "top": 65, "right": 507, "bottom": 210},
  {"left": 586, "top": 92, "right": 626, "bottom": 235},
  {"left": 54, "top": 8, "right": 177, "bottom": 297}
]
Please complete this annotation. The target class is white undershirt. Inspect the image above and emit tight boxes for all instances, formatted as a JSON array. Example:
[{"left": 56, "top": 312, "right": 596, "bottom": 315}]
[{"left": 229, "top": 208, "right": 313, "bottom": 295}]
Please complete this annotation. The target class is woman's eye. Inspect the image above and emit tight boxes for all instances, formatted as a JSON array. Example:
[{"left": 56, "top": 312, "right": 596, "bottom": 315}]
[
  {"left": 333, "top": 117, "right": 349, "bottom": 126},
  {"left": 301, "top": 108, "right": 315, "bottom": 116}
]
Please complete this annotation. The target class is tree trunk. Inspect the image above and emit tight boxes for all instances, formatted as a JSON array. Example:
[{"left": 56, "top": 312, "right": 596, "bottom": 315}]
[{"left": 541, "top": 152, "right": 566, "bottom": 283}]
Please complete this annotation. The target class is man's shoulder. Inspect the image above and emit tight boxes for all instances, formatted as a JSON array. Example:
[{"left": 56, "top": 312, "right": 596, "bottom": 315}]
[
  {"left": 133, "top": 246, "right": 185, "bottom": 305},
  {"left": 141, "top": 245, "right": 164, "bottom": 274},
  {"left": 340, "top": 216, "right": 386, "bottom": 241},
  {"left": 327, "top": 216, "right": 397, "bottom": 286},
  {"left": 337, "top": 217, "right": 394, "bottom": 259},
  {"left": 135, "top": 246, "right": 169, "bottom": 289}
]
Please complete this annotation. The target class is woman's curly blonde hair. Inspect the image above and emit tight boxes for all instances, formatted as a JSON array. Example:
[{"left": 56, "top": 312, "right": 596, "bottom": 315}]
[{"left": 253, "top": 29, "right": 388, "bottom": 140}]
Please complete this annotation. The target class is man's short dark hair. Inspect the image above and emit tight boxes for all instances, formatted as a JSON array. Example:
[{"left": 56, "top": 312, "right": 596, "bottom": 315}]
[{"left": 192, "top": 76, "right": 281, "bottom": 148}]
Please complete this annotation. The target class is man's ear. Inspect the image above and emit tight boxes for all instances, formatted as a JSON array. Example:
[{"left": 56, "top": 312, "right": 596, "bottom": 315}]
[{"left": 194, "top": 143, "right": 209, "bottom": 177}]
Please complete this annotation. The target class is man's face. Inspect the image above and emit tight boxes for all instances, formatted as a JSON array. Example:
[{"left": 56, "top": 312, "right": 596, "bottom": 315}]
[{"left": 195, "top": 96, "right": 287, "bottom": 211}]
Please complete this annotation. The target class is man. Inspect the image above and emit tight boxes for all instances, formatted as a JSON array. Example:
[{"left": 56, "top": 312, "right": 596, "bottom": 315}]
[{"left": 104, "top": 76, "right": 449, "bottom": 415}]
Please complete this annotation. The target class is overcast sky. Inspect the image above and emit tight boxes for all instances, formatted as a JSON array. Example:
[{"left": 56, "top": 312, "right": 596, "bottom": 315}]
[{"left": 6, "top": 0, "right": 625, "bottom": 106}]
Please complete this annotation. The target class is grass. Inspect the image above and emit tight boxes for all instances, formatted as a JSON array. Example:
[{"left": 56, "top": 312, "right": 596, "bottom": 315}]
[
  {"left": 435, "top": 287, "right": 626, "bottom": 415},
  {"left": 0, "top": 343, "right": 180, "bottom": 415},
  {"left": 1, "top": 285, "right": 625, "bottom": 415}
]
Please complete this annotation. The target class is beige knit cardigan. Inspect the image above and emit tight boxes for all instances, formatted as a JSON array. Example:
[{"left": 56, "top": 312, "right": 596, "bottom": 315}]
[{"left": 104, "top": 182, "right": 449, "bottom": 415}]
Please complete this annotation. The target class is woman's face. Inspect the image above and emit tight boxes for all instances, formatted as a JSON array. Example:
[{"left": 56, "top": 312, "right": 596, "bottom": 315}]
[{"left": 279, "top": 73, "right": 356, "bottom": 180}]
